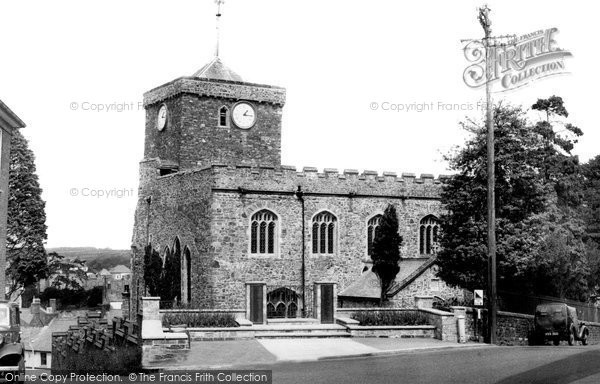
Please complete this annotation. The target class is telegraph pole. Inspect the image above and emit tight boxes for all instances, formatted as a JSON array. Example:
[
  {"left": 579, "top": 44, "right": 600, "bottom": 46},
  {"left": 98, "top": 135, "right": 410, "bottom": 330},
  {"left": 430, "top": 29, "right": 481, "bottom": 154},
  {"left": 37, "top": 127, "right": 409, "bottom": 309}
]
[{"left": 478, "top": 5, "right": 498, "bottom": 344}]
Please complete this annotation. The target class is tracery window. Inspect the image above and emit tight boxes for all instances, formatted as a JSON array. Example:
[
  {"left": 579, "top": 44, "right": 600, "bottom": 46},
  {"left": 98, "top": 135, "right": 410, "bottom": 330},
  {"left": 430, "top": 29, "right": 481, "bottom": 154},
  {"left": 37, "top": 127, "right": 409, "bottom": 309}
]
[
  {"left": 419, "top": 215, "right": 440, "bottom": 255},
  {"left": 312, "top": 211, "right": 337, "bottom": 254},
  {"left": 250, "top": 210, "right": 277, "bottom": 254},
  {"left": 367, "top": 214, "right": 382, "bottom": 256}
]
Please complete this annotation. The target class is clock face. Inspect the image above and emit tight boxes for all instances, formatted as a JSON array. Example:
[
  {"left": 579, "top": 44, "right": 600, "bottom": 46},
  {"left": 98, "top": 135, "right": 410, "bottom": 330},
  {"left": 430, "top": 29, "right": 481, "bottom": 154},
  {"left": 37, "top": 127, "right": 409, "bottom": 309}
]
[
  {"left": 157, "top": 104, "right": 168, "bottom": 131},
  {"left": 232, "top": 102, "right": 256, "bottom": 129}
]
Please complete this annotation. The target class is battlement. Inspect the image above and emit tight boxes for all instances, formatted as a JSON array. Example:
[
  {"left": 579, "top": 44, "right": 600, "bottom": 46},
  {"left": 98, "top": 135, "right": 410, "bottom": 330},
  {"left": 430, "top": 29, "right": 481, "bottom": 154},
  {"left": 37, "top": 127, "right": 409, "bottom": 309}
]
[{"left": 150, "top": 162, "right": 450, "bottom": 199}]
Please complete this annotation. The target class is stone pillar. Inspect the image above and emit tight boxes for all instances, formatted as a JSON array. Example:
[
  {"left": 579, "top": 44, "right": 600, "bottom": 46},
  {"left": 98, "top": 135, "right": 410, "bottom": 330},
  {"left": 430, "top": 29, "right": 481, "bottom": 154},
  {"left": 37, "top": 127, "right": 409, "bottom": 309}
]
[
  {"left": 313, "top": 282, "right": 336, "bottom": 323},
  {"left": 415, "top": 295, "right": 434, "bottom": 309},
  {"left": 122, "top": 292, "right": 131, "bottom": 320},
  {"left": 245, "top": 282, "right": 266, "bottom": 324}
]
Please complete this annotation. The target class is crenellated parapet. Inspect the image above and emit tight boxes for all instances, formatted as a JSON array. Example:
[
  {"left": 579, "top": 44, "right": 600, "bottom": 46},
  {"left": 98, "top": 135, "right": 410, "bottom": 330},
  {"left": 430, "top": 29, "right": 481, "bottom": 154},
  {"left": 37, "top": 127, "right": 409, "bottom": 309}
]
[{"left": 153, "top": 163, "right": 451, "bottom": 199}]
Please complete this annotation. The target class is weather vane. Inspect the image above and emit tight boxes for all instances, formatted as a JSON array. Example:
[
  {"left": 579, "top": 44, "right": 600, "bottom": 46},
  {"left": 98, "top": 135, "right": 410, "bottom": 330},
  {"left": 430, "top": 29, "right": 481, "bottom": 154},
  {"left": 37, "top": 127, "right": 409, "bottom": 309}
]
[
  {"left": 478, "top": 5, "right": 492, "bottom": 38},
  {"left": 215, "top": 0, "right": 225, "bottom": 57}
]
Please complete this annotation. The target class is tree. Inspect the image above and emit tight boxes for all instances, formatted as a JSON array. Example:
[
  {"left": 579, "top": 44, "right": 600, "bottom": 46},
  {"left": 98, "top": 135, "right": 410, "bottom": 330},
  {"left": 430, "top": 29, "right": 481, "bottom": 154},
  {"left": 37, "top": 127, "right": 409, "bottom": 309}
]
[
  {"left": 6, "top": 129, "right": 48, "bottom": 298},
  {"left": 582, "top": 155, "right": 600, "bottom": 243},
  {"left": 46, "top": 252, "right": 88, "bottom": 291},
  {"left": 143, "top": 245, "right": 162, "bottom": 297},
  {"left": 371, "top": 205, "right": 402, "bottom": 304},
  {"left": 437, "top": 98, "right": 592, "bottom": 300}
]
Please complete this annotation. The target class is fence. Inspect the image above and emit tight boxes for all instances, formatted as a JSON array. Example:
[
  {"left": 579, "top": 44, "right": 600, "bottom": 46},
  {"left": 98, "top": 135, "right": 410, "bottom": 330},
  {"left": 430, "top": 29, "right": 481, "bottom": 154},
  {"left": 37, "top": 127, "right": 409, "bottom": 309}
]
[{"left": 498, "top": 290, "right": 600, "bottom": 323}]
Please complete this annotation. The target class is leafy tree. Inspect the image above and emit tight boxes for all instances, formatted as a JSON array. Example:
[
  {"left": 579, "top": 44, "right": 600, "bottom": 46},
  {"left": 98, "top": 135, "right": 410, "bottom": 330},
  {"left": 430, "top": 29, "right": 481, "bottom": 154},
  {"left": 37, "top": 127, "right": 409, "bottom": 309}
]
[
  {"left": 437, "top": 98, "right": 592, "bottom": 300},
  {"left": 582, "top": 155, "right": 600, "bottom": 243},
  {"left": 371, "top": 205, "right": 402, "bottom": 304},
  {"left": 46, "top": 252, "right": 88, "bottom": 291},
  {"left": 6, "top": 129, "right": 48, "bottom": 298}
]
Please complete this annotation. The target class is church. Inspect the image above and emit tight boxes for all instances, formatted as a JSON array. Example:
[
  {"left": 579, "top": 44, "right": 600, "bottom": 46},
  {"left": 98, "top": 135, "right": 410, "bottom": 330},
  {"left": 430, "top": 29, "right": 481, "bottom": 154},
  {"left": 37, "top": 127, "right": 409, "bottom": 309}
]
[{"left": 129, "top": 5, "right": 462, "bottom": 321}]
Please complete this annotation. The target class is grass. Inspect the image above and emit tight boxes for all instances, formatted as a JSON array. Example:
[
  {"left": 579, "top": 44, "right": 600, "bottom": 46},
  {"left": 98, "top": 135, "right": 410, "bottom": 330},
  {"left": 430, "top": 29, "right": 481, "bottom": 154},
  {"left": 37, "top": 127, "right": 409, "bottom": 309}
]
[
  {"left": 351, "top": 310, "right": 430, "bottom": 326},
  {"left": 162, "top": 312, "right": 239, "bottom": 328}
]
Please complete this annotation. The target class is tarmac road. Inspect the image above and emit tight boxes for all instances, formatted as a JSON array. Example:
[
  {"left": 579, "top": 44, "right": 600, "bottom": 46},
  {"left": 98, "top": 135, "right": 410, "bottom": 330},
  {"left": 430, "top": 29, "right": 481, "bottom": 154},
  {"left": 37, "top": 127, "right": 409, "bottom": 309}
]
[{"left": 262, "top": 344, "right": 600, "bottom": 384}]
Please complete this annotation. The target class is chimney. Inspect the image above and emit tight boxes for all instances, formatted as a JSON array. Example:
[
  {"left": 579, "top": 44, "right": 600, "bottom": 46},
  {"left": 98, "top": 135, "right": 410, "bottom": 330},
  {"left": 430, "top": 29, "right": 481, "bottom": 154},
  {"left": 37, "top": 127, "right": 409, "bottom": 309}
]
[
  {"left": 49, "top": 299, "right": 57, "bottom": 313},
  {"left": 29, "top": 298, "right": 44, "bottom": 327}
]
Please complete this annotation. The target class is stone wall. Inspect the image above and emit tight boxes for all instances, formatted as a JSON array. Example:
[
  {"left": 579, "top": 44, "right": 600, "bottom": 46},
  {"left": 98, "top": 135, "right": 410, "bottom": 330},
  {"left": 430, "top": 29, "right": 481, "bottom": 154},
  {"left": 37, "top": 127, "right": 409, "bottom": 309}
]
[
  {"left": 130, "top": 163, "right": 449, "bottom": 313},
  {"left": 144, "top": 95, "right": 283, "bottom": 170}
]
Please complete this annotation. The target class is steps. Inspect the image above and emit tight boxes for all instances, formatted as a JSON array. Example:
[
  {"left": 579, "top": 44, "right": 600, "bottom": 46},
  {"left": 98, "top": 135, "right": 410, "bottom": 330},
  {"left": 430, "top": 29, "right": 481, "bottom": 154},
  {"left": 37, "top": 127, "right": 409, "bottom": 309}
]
[
  {"left": 253, "top": 320, "right": 350, "bottom": 338},
  {"left": 266, "top": 317, "right": 320, "bottom": 326}
]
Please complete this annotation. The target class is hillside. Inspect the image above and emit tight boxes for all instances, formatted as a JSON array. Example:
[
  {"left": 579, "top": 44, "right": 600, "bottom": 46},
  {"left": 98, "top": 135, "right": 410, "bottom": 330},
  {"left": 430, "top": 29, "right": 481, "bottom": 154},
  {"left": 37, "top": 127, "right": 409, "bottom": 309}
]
[{"left": 46, "top": 247, "right": 131, "bottom": 272}]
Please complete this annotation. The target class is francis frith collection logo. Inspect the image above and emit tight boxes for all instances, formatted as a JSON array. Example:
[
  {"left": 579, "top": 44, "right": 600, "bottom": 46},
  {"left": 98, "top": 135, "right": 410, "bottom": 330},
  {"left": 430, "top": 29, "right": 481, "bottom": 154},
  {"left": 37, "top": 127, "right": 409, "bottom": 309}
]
[{"left": 463, "top": 27, "right": 572, "bottom": 91}]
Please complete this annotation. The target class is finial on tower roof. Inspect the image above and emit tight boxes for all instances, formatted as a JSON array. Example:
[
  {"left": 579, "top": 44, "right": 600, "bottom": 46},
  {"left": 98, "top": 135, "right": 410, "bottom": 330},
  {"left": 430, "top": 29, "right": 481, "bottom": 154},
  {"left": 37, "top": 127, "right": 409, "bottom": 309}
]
[{"left": 215, "top": 0, "right": 224, "bottom": 57}]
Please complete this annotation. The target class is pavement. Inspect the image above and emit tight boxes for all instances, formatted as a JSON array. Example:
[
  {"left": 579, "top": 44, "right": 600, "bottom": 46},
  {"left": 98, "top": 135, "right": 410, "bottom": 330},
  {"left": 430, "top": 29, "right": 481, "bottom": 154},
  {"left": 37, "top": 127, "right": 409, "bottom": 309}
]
[{"left": 160, "top": 337, "right": 491, "bottom": 370}]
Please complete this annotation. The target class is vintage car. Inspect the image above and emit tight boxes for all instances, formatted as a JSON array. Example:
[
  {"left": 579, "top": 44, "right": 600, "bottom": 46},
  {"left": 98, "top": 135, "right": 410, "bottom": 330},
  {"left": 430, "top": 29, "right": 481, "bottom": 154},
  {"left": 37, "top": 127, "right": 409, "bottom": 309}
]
[
  {"left": 0, "top": 302, "right": 24, "bottom": 383},
  {"left": 532, "top": 302, "right": 589, "bottom": 346}
]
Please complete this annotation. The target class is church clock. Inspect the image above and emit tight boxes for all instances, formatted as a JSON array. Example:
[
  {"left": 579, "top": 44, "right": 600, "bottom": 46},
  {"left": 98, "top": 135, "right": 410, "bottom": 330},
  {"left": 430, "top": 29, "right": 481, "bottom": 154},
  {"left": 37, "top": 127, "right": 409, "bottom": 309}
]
[
  {"left": 157, "top": 104, "right": 168, "bottom": 131},
  {"left": 232, "top": 102, "right": 256, "bottom": 129}
]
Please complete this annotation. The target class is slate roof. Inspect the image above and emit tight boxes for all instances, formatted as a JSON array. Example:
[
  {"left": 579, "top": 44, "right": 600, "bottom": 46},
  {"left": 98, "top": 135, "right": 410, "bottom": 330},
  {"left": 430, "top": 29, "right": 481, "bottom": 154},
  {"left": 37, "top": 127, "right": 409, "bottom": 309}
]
[
  {"left": 339, "top": 257, "right": 434, "bottom": 299},
  {"left": 109, "top": 265, "right": 131, "bottom": 274},
  {"left": 22, "top": 318, "right": 77, "bottom": 352},
  {"left": 192, "top": 57, "right": 243, "bottom": 82}
]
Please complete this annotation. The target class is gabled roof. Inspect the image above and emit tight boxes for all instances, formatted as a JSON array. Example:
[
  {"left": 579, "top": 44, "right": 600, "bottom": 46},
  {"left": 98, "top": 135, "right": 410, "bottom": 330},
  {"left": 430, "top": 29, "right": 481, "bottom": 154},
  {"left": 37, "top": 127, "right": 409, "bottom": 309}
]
[
  {"left": 99, "top": 268, "right": 111, "bottom": 276},
  {"left": 192, "top": 57, "right": 243, "bottom": 82},
  {"left": 339, "top": 257, "right": 434, "bottom": 299},
  {"left": 109, "top": 265, "right": 131, "bottom": 274},
  {"left": 22, "top": 318, "right": 77, "bottom": 352}
]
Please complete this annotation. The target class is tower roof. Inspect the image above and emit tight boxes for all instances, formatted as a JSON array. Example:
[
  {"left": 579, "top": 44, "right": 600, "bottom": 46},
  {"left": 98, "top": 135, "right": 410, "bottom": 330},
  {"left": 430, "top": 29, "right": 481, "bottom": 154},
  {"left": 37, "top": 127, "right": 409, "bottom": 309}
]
[{"left": 192, "top": 57, "right": 243, "bottom": 82}]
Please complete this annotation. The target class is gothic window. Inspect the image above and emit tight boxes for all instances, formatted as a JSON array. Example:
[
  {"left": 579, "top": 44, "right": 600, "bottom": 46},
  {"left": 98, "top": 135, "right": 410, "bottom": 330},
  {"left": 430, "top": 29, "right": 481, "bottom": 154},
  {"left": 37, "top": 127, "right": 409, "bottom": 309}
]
[
  {"left": 218, "top": 106, "right": 230, "bottom": 127},
  {"left": 312, "top": 211, "right": 337, "bottom": 254},
  {"left": 367, "top": 214, "right": 382, "bottom": 256},
  {"left": 250, "top": 210, "right": 278, "bottom": 255},
  {"left": 419, "top": 215, "right": 440, "bottom": 255},
  {"left": 183, "top": 247, "right": 192, "bottom": 304}
]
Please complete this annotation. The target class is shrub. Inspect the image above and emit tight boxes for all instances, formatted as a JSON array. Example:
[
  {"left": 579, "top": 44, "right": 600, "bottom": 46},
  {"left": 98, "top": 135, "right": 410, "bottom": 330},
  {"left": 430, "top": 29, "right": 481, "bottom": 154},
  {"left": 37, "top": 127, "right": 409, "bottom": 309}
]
[
  {"left": 162, "top": 312, "right": 239, "bottom": 328},
  {"left": 351, "top": 310, "right": 430, "bottom": 326}
]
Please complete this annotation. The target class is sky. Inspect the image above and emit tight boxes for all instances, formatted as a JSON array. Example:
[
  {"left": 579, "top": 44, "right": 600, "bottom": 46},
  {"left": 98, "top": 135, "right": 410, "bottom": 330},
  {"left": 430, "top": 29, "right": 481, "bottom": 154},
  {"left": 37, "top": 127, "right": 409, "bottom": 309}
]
[{"left": 0, "top": 0, "right": 598, "bottom": 249}]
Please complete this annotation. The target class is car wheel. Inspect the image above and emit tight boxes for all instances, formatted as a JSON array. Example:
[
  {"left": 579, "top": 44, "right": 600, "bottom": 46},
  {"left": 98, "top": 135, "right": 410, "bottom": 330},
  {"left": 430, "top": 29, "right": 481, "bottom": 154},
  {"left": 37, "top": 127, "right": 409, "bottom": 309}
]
[
  {"left": 553, "top": 337, "right": 560, "bottom": 346},
  {"left": 568, "top": 331, "right": 575, "bottom": 346}
]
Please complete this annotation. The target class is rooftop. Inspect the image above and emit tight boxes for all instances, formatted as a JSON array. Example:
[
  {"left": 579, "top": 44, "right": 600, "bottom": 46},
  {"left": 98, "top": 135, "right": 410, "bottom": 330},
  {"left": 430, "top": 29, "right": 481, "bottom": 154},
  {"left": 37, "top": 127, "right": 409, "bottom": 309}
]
[{"left": 192, "top": 57, "right": 243, "bottom": 82}]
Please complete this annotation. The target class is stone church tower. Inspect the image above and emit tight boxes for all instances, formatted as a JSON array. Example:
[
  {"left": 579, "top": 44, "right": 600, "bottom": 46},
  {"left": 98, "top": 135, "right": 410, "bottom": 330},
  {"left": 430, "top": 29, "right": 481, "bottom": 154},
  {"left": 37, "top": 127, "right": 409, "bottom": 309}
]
[{"left": 129, "top": 4, "right": 459, "bottom": 320}]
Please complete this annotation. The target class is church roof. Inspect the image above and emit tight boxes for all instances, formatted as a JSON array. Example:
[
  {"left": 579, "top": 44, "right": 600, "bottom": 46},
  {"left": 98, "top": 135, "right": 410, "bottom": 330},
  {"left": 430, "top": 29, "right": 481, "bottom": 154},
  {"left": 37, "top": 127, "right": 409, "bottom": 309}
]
[
  {"left": 339, "top": 257, "right": 433, "bottom": 299},
  {"left": 192, "top": 57, "right": 243, "bottom": 82}
]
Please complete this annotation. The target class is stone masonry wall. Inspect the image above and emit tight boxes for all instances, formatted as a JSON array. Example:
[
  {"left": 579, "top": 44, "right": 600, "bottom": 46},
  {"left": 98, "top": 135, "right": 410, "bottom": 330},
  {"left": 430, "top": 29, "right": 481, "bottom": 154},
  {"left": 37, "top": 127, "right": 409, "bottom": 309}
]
[
  {"left": 131, "top": 164, "right": 215, "bottom": 313},
  {"left": 131, "top": 164, "right": 448, "bottom": 312},
  {"left": 144, "top": 96, "right": 282, "bottom": 170}
]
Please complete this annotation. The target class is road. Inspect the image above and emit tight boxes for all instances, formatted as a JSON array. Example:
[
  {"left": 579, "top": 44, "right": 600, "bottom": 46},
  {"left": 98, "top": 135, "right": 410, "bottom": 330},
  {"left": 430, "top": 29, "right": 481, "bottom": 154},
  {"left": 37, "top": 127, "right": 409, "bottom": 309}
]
[{"left": 255, "top": 345, "right": 600, "bottom": 384}]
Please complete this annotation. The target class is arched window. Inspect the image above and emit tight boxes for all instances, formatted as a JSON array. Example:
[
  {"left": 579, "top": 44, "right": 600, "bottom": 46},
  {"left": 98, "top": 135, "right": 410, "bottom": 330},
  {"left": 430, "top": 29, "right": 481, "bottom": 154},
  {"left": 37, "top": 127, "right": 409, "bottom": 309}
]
[
  {"left": 367, "top": 214, "right": 382, "bottom": 256},
  {"left": 182, "top": 247, "right": 192, "bottom": 304},
  {"left": 218, "top": 106, "right": 230, "bottom": 127},
  {"left": 312, "top": 211, "right": 337, "bottom": 254},
  {"left": 250, "top": 210, "right": 278, "bottom": 255},
  {"left": 419, "top": 215, "right": 440, "bottom": 255}
]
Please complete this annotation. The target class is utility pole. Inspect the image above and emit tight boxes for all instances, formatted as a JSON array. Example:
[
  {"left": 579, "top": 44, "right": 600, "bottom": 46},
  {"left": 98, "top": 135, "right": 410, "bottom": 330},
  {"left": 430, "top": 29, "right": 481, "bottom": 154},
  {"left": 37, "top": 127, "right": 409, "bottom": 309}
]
[
  {"left": 478, "top": 5, "right": 498, "bottom": 344},
  {"left": 465, "top": 5, "right": 514, "bottom": 344}
]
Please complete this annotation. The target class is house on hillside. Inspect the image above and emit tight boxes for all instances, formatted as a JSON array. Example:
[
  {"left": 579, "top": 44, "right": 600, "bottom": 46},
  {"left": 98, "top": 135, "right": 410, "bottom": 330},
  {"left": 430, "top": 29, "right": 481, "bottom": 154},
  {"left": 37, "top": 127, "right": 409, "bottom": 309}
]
[{"left": 22, "top": 317, "right": 77, "bottom": 370}]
